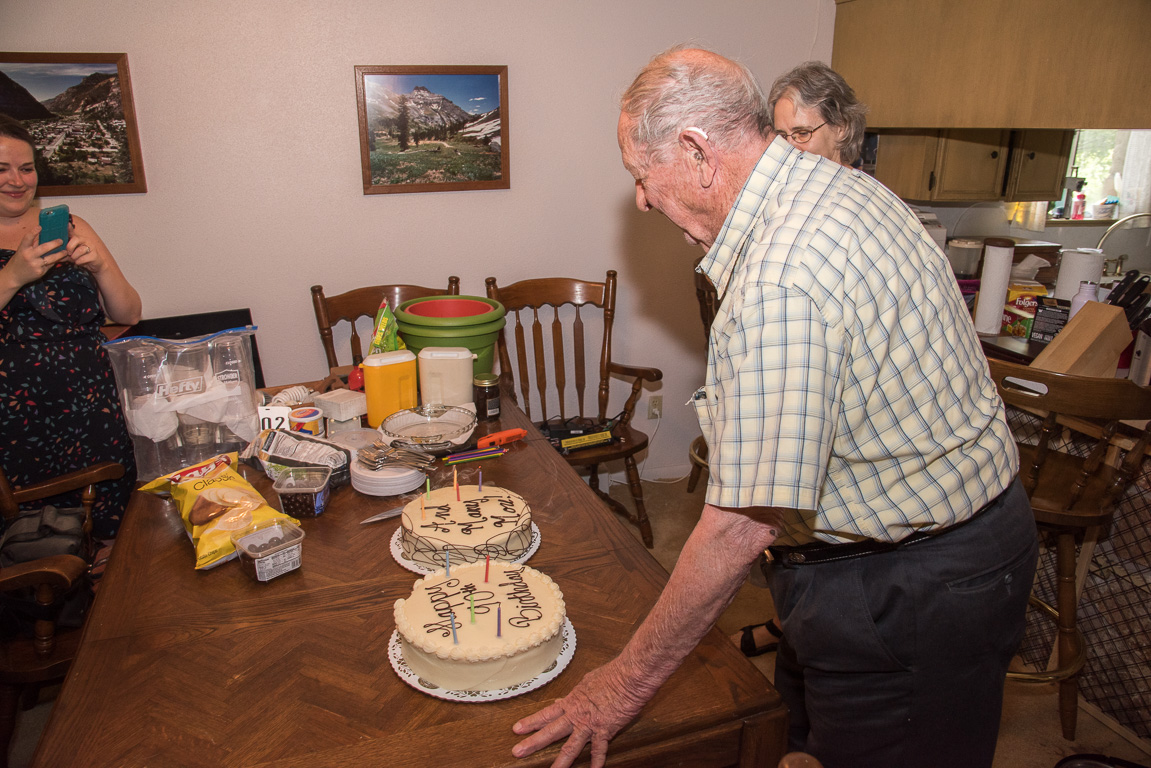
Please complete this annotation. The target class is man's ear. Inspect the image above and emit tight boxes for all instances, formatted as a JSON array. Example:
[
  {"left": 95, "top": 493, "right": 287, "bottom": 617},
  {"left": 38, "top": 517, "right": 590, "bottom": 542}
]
[{"left": 680, "top": 128, "right": 717, "bottom": 188}]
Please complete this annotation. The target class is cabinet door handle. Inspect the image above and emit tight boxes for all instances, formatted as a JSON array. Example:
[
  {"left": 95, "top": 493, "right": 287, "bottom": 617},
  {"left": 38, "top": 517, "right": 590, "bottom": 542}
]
[
  {"left": 990, "top": 150, "right": 999, "bottom": 159},
  {"left": 928, "top": 170, "right": 935, "bottom": 191}
]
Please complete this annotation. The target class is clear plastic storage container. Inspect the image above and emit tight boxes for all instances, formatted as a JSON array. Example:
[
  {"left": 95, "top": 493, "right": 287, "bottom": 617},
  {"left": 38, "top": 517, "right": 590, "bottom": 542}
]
[
  {"left": 273, "top": 466, "right": 332, "bottom": 518},
  {"left": 231, "top": 519, "right": 305, "bottom": 582}
]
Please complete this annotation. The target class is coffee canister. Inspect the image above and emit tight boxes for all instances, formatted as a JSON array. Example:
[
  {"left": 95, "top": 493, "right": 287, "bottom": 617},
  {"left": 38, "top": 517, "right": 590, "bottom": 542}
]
[
  {"left": 418, "top": 347, "right": 477, "bottom": 406},
  {"left": 289, "top": 407, "right": 325, "bottom": 437}
]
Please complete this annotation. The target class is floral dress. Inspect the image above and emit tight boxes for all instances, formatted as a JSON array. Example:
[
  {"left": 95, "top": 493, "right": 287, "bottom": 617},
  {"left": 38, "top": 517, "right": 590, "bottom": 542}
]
[{"left": 0, "top": 249, "right": 136, "bottom": 539}]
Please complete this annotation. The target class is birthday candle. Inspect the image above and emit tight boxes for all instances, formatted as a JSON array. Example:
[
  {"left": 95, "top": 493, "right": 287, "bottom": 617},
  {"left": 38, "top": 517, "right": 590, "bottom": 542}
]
[
  {"left": 470, "top": 594, "right": 475, "bottom": 623},
  {"left": 426, "top": 478, "right": 430, "bottom": 499},
  {"left": 485, "top": 554, "right": 490, "bottom": 583},
  {"left": 497, "top": 602, "right": 502, "bottom": 638},
  {"left": 478, "top": 466, "right": 483, "bottom": 492},
  {"left": 450, "top": 609, "right": 459, "bottom": 645},
  {"left": 454, "top": 466, "right": 459, "bottom": 500},
  {"left": 445, "top": 549, "right": 450, "bottom": 577}
]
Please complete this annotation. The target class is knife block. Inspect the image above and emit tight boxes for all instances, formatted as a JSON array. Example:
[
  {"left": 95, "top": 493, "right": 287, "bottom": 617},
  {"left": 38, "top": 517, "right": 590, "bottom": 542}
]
[{"left": 1030, "top": 301, "right": 1132, "bottom": 378}]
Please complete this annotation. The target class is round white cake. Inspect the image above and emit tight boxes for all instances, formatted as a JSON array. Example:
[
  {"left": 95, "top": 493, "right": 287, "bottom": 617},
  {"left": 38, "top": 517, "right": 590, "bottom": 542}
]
[
  {"left": 394, "top": 562, "right": 566, "bottom": 692},
  {"left": 399, "top": 485, "right": 533, "bottom": 569}
]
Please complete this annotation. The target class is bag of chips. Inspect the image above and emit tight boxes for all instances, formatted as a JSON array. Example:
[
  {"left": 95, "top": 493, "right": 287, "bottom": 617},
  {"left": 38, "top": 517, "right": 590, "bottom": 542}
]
[{"left": 139, "top": 453, "right": 297, "bottom": 570}]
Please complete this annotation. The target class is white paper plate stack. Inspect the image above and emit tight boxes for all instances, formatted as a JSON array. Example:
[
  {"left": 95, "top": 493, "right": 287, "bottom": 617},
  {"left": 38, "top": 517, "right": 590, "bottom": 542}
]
[{"left": 350, "top": 460, "right": 426, "bottom": 497}]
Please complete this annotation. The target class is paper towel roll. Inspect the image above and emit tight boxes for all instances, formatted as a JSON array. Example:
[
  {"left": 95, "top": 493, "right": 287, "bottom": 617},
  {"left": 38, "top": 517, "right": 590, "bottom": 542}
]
[
  {"left": 974, "top": 241, "right": 1014, "bottom": 335},
  {"left": 1054, "top": 248, "right": 1104, "bottom": 300}
]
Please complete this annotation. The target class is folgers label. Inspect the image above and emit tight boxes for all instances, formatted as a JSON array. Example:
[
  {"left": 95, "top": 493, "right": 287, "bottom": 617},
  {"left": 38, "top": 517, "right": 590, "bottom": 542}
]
[{"left": 1001, "top": 282, "right": 1047, "bottom": 339}]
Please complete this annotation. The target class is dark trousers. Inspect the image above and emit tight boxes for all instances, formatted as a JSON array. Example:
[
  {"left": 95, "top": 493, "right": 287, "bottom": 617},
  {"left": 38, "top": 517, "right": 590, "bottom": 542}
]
[{"left": 767, "top": 478, "right": 1038, "bottom": 768}]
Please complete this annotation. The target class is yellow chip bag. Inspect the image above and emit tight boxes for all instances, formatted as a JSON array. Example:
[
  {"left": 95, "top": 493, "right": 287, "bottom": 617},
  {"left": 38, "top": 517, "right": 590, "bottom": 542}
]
[{"left": 140, "top": 453, "right": 298, "bottom": 570}]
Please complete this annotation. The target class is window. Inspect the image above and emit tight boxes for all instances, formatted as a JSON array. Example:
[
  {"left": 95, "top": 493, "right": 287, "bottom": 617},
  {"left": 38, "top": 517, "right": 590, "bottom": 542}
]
[{"left": 1057, "top": 129, "right": 1151, "bottom": 219}]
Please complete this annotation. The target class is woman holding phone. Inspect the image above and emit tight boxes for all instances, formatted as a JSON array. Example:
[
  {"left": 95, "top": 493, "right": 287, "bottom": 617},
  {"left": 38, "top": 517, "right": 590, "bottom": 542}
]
[{"left": 0, "top": 113, "right": 140, "bottom": 540}]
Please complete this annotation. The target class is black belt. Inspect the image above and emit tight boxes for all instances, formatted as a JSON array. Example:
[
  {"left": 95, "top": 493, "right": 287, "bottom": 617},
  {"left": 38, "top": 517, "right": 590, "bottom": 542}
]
[{"left": 766, "top": 485, "right": 1010, "bottom": 566}]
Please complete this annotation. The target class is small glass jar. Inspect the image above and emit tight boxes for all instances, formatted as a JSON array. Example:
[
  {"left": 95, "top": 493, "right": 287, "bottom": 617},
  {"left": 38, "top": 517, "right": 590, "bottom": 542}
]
[{"left": 473, "top": 373, "right": 500, "bottom": 422}]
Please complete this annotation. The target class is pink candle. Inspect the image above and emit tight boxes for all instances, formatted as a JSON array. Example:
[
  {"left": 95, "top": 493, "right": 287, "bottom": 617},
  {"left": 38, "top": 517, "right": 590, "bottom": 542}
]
[
  {"left": 454, "top": 466, "right": 459, "bottom": 500},
  {"left": 485, "top": 554, "right": 490, "bottom": 582}
]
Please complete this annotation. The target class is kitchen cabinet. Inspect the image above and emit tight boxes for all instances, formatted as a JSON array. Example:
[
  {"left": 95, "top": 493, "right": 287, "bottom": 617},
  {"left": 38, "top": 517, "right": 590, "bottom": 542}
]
[
  {"left": 831, "top": 0, "right": 1151, "bottom": 130},
  {"left": 872, "top": 129, "right": 1073, "bottom": 202}
]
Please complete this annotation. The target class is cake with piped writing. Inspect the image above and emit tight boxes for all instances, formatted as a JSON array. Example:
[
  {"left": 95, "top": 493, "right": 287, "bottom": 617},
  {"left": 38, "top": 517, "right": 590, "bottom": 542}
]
[
  {"left": 394, "top": 562, "right": 566, "bottom": 691},
  {"left": 399, "top": 485, "right": 532, "bottom": 569}
]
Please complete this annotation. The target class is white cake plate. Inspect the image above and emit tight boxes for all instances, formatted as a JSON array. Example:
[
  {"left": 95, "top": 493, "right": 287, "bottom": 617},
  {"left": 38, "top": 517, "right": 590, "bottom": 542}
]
[
  {"left": 388, "top": 618, "right": 576, "bottom": 702},
  {"left": 389, "top": 523, "right": 540, "bottom": 575}
]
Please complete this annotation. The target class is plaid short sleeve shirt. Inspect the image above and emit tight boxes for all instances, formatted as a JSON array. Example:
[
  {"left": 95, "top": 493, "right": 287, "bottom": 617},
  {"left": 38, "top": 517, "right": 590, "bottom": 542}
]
[{"left": 696, "top": 138, "right": 1017, "bottom": 545}]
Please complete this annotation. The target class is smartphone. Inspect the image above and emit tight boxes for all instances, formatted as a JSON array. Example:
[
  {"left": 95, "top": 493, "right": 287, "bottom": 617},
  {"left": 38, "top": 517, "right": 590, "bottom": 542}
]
[{"left": 38, "top": 204, "right": 70, "bottom": 256}]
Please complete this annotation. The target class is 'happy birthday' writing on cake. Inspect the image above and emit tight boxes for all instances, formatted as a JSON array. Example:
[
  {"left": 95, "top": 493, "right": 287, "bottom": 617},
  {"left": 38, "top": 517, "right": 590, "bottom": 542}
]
[
  {"left": 421, "top": 577, "right": 497, "bottom": 636},
  {"left": 499, "top": 567, "right": 544, "bottom": 628}
]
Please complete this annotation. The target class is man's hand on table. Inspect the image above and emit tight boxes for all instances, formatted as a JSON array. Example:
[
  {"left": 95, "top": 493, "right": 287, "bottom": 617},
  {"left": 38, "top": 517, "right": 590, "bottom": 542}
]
[
  {"left": 512, "top": 659, "right": 651, "bottom": 768},
  {"left": 511, "top": 502, "right": 786, "bottom": 768}
]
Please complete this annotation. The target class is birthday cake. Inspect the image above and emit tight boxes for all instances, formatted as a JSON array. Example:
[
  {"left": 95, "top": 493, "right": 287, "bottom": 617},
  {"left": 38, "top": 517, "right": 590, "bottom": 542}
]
[
  {"left": 399, "top": 485, "right": 533, "bottom": 569},
  {"left": 394, "top": 562, "right": 566, "bottom": 691}
]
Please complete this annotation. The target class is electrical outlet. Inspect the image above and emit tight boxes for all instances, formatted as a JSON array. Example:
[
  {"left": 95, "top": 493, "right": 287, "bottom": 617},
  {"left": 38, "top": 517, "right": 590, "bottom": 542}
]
[{"left": 647, "top": 395, "right": 663, "bottom": 420}]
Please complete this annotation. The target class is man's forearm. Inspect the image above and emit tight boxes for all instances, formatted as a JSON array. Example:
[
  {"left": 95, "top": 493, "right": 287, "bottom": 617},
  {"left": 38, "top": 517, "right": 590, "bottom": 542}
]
[{"left": 612, "top": 503, "right": 782, "bottom": 700}]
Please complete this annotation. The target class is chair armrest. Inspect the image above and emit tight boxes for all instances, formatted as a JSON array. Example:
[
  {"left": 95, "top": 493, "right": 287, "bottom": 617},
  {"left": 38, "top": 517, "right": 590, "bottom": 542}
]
[
  {"left": 607, "top": 362, "right": 663, "bottom": 383},
  {"left": 12, "top": 462, "right": 125, "bottom": 506},
  {"left": 0, "top": 555, "right": 88, "bottom": 593},
  {"left": 608, "top": 363, "right": 664, "bottom": 427}
]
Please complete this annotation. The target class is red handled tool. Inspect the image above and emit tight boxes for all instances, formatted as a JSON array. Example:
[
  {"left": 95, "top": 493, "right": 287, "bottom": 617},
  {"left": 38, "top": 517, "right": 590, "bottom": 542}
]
[{"left": 476, "top": 428, "right": 527, "bottom": 449}]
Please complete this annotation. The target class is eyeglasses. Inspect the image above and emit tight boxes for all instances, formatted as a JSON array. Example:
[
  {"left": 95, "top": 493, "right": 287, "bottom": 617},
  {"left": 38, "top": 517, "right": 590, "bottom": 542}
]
[{"left": 776, "top": 122, "right": 827, "bottom": 145}]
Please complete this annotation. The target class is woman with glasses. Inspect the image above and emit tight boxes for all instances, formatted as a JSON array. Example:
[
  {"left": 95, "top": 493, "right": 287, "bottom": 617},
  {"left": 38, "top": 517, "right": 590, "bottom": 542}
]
[
  {"left": 731, "top": 61, "right": 868, "bottom": 659},
  {"left": 767, "top": 60, "right": 868, "bottom": 167}
]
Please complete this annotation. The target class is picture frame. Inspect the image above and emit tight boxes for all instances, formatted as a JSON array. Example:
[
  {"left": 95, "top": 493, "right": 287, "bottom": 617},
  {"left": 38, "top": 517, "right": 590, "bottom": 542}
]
[
  {"left": 355, "top": 65, "right": 509, "bottom": 195},
  {"left": 0, "top": 52, "right": 147, "bottom": 196}
]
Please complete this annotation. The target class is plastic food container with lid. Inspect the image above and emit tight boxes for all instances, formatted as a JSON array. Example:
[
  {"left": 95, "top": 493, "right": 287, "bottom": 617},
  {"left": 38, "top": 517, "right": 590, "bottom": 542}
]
[
  {"left": 231, "top": 519, "right": 305, "bottom": 582},
  {"left": 273, "top": 466, "right": 332, "bottom": 518}
]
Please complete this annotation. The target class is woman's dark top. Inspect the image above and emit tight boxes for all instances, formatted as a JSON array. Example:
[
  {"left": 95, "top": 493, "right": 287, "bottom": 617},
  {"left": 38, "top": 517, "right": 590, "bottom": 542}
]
[{"left": 0, "top": 248, "right": 136, "bottom": 539}]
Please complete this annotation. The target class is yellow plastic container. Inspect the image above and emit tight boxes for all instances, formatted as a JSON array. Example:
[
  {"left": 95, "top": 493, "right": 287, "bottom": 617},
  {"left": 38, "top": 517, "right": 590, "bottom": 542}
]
[{"left": 362, "top": 350, "right": 417, "bottom": 428}]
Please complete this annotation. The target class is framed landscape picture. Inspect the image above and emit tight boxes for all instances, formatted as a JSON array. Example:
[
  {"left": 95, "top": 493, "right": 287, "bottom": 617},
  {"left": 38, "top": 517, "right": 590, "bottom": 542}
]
[
  {"left": 0, "top": 52, "right": 147, "bottom": 196},
  {"left": 355, "top": 65, "right": 509, "bottom": 195}
]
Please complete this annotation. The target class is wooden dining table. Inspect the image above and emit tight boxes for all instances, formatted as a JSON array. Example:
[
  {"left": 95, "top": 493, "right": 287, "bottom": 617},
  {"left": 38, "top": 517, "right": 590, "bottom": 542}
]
[{"left": 31, "top": 401, "right": 786, "bottom": 767}]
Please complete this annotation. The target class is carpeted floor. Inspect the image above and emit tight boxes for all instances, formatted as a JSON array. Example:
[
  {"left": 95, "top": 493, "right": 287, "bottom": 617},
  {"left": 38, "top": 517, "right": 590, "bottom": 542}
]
[{"left": 604, "top": 475, "right": 1151, "bottom": 768}]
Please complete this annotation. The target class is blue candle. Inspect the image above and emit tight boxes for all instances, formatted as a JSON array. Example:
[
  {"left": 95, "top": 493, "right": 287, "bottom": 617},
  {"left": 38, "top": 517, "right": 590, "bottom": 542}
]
[
  {"left": 450, "top": 609, "right": 459, "bottom": 644},
  {"left": 445, "top": 549, "right": 450, "bottom": 577},
  {"left": 478, "top": 466, "right": 483, "bottom": 492},
  {"left": 497, "top": 602, "right": 502, "bottom": 638}
]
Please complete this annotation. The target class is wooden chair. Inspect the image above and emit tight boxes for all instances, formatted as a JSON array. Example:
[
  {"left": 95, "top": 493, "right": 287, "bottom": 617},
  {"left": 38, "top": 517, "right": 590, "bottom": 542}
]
[
  {"left": 986, "top": 358, "right": 1151, "bottom": 741},
  {"left": 485, "top": 271, "right": 663, "bottom": 547},
  {"left": 0, "top": 461, "right": 125, "bottom": 768},
  {"left": 311, "top": 278, "right": 461, "bottom": 370}
]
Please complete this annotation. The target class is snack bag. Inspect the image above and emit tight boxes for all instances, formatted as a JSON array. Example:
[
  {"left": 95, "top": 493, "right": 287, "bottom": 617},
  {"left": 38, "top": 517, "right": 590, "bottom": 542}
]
[
  {"left": 367, "top": 299, "right": 405, "bottom": 355},
  {"left": 140, "top": 453, "right": 297, "bottom": 570}
]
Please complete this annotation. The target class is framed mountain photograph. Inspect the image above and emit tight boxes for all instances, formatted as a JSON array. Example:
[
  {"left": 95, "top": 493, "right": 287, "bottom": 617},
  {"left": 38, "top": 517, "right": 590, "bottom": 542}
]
[
  {"left": 355, "top": 65, "right": 509, "bottom": 194},
  {"left": 0, "top": 52, "right": 147, "bottom": 196}
]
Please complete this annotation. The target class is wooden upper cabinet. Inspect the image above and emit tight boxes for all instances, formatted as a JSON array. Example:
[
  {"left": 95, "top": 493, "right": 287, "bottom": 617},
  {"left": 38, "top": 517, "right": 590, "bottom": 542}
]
[
  {"left": 873, "top": 129, "right": 1073, "bottom": 202},
  {"left": 832, "top": 0, "right": 1151, "bottom": 129},
  {"left": 1005, "top": 130, "right": 1076, "bottom": 201}
]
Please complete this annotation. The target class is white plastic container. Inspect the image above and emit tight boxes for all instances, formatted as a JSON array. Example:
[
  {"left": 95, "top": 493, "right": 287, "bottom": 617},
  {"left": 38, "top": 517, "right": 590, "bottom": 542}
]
[
  {"left": 946, "top": 238, "right": 983, "bottom": 278},
  {"left": 417, "top": 347, "right": 477, "bottom": 406}
]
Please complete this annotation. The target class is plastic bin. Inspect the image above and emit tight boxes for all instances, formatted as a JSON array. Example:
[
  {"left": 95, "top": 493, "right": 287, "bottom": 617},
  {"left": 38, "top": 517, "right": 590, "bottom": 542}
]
[
  {"left": 273, "top": 466, "right": 332, "bottom": 518},
  {"left": 231, "top": 519, "right": 305, "bottom": 582},
  {"left": 394, "top": 296, "right": 505, "bottom": 376}
]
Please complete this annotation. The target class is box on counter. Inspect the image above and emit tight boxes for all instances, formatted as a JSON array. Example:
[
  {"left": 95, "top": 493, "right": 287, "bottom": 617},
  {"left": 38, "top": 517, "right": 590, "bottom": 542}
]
[
  {"left": 1001, "top": 282, "right": 1047, "bottom": 339},
  {"left": 1028, "top": 297, "right": 1071, "bottom": 344}
]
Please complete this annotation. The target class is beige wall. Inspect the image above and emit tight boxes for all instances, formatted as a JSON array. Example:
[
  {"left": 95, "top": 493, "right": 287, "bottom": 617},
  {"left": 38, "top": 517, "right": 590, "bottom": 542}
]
[{"left": 1, "top": 0, "right": 836, "bottom": 476}]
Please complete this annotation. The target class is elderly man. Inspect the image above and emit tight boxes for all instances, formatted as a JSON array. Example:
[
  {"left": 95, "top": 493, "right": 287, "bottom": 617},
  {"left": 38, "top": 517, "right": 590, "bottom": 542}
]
[{"left": 512, "top": 47, "right": 1037, "bottom": 768}]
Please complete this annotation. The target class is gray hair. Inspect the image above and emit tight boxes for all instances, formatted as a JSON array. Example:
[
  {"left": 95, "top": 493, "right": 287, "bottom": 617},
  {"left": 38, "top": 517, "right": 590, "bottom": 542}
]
[
  {"left": 767, "top": 61, "right": 868, "bottom": 165},
  {"left": 619, "top": 45, "right": 771, "bottom": 169}
]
